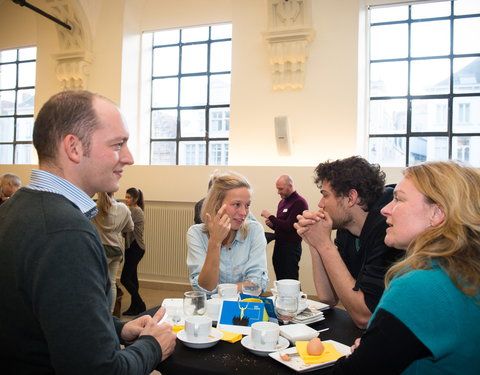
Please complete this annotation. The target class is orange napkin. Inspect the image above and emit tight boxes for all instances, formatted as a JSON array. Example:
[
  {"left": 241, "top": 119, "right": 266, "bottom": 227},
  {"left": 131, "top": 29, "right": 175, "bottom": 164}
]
[{"left": 295, "top": 341, "right": 344, "bottom": 364}]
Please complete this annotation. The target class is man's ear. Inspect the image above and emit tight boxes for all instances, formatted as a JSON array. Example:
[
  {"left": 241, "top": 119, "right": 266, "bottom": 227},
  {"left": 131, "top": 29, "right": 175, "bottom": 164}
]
[
  {"left": 62, "top": 134, "right": 83, "bottom": 164},
  {"left": 431, "top": 204, "right": 446, "bottom": 227},
  {"left": 347, "top": 189, "right": 359, "bottom": 207}
]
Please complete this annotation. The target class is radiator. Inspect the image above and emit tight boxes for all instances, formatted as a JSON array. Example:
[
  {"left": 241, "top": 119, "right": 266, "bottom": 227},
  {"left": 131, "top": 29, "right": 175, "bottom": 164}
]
[{"left": 138, "top": 202, "right": 194, "bottom": 283}]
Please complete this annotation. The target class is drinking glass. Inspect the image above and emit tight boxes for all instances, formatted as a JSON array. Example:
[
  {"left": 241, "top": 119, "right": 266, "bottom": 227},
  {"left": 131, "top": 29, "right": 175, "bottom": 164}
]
[
  {"left": 274, "top": 295, "right": 298, "bottom": 324},
  {"left": 183, "top": 291, "right": 206, "bottom": 317},
  {"left": 242, "top": 276, "right": 261, "bottom": 296}
]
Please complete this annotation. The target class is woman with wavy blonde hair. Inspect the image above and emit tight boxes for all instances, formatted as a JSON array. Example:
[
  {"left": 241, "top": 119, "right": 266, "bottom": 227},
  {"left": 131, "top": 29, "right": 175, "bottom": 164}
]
[
  {"left": 91, "top": 192, "right": 133, "bottom": 313},
  {"left": 187, "top": 171, "right": 268, "bottom": 296},
  {"left": 333, "top": 161, "right": 480, "bottom": 374}
]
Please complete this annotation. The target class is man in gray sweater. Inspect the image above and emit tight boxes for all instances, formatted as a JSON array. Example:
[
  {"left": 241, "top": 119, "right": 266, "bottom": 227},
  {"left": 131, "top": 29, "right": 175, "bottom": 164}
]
[{"left": 0, "top": 90, "right": 176, "bottom": 374}]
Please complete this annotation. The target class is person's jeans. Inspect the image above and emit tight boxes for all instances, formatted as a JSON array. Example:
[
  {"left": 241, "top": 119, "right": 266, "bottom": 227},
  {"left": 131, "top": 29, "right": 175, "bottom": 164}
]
[
  {"left": 120, "top": 240, "right": 145, "bottom": 308},
  {"left": 107, "top": 255, "right": 122, "bottom": 312}
]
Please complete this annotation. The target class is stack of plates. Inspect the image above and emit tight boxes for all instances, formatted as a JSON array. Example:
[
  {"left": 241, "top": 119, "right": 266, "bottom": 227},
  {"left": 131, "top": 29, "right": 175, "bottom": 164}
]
[{"left": 292, "top": 300, "right": 329, "bottom": 324}]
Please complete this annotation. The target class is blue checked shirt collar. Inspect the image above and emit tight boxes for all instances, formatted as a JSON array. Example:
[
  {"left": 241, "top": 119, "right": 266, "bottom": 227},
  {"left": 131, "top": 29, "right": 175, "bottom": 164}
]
[{"left": 27, "top": 169, "right": 98, "bottom": 219}]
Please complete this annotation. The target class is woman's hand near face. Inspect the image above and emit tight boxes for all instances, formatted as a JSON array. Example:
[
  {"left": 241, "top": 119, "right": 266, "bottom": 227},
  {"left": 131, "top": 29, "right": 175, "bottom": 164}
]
[{"left": 205, "top": 204, "right": 231, "bottom": 245}]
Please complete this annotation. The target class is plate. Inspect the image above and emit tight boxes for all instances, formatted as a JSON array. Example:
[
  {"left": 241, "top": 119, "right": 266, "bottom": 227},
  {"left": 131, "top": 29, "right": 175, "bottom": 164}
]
[
  {"left": 269, "top": 340, "right": 349, "bottom": 372},
  {"left": 241, "top": 335, "right": 290, "bottom": 357},
  {"left": 280, "top": 324, "right": 319, "bottom": 343},
  {"left": 177, "top": 328, "right": 224, "bottom": 349}
]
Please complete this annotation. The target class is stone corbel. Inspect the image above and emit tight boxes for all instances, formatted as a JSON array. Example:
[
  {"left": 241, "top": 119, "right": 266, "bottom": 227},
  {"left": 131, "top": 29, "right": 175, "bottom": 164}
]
[
  {"left": 54, "top": 50, "right": 93, "bottom": 90},
  {"left": 263, "top": 0, "right": 314, "bottom": 90}
]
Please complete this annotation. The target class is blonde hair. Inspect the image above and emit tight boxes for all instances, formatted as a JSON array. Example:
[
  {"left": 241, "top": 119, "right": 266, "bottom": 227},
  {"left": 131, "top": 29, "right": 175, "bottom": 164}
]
[
  {"left": 96, "top": 192, "right": 114, "bottom": 217},
  {"left": 201, "top": 170, "right": 251, "bottom": 239},
  {"left": 386, "top": 161, "right": 480, "bottom": 298}
]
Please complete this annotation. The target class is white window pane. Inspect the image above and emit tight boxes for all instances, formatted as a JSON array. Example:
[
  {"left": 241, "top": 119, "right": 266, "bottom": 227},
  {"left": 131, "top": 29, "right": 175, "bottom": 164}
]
[
  {"left": 19, "top": 47, "right": 36, "bottom": 61},
  {"left": 151, "top": 141, "right": 176, "bottom": 165},
  {"left": 0, "top": 63, "right": 17, "bottom": 89},
  {"left": 455, "top": 0, "right": 480, "bottom": 15},
  {"left": 0, "top": 117, "right": 14, "bottom": 141},
  {"left": 0, "top": 144, "right": 13, "bottom": 163},
  {"left": 411, "top": 20, "right": 450, "bottom": 57},
  {"left": 209, "top": 108, "right": 230, "bottom": 138},
  {"left": 181, "top": 44, "right": 207, "bottom": 74},
  {"left": 454, "top": 57, "right": 480, "bottom": 94},
  {"left": 182, "top": 26, "right": 209, "bottom": 43},
  {"left": 410, "top": 59, "right": 450, "bottom": 95},
  {"left": 211, "top": 41, "right": 232, "bottom": 71},
  {"left": 369, "top": 99, "right": 406, "bottom": 134},
  {"left": 452, "top": 136, "right": 480, "bottom": 167},
  {"left": 411, "top": 2, "right": 451, "bottom": 19},
  {"left": 0, "top": 90, "right": 16, "bottom": 115},
  {"left": 180, "top": 76, "right": 207, "bottom": 106},
  {"left": 369, "top": 137, "right": 406, "bottom": 167},
  {"left": 409, "top": 137, "right": 448, "bottom": 165},
  {"left": 152, "top": 78, "right": 178, "bottom": 107},
  {"left": 16, "top": 89, "right": 35, "bottom": 115},
  {"left": 211, "top": 24, "right": 232, "bottom": 40},
  {"left": 0, "top": 49, "right": 16, "bottom": 63},
  {"left": 370, "top": 5, "right": 408, "bottom": 23},
  {"left": 453, "top": 96, "right": 480, "bottom": 133},
  {"left": 370, "top": 24, "right": 408, "bottom": 60},
  {"left": 18, "top": 61, "right": 36, "bottom": 87},
  {"left": 370, "top": 61, "right": 408, "bottom": 97},
  {"left": 151, "top": 110, "right": 177, "bottom": 138},
  {"left": 15, "top": 144, "right": 33, "bottom": 164},
  {"left": 16, "top": 117, "right": 34, "bottom": 141},
  {"left": 179, "top": 141, "right": 206, "bottom": 165},
  {"left": 454, "top": 18, "right": 480, "bottom": 55},
  {"left": 208, "top": 141, "right": 228, "bottom": 165},
  {"left": 153, "top": 46, "right": 179, "bottom": 76},
  {"left": 209, "top": 74, "right": 231, "bottom": 105},
  {"left": 180, "top": 109, "right": 205, "bottom": 137},
  {"left": 154, "top": 29, "right": 179, "bottom": 45},
  {"left": 411, "top": 99, "right": 448, "bottom": 132}
]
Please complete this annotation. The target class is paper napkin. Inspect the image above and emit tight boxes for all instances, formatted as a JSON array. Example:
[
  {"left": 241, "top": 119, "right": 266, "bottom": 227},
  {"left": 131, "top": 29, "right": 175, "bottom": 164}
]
[
  {"left": 217, "top": 329, "right": 243, "bottom": 343},
  {"left": 295, "top": 341, "right": 344, "bottom": 364}
]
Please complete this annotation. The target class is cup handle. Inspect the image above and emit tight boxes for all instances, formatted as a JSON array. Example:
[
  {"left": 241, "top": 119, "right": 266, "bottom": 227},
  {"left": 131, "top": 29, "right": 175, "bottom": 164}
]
[
  {"left": 261, "top": 331, "right": 266, "bottom": 345},
  {"left": 299, "top": 292, "right": 308, "bottom": 300},
  {"left": 194, "top": 323, "right": 199, "bottom": 337}
]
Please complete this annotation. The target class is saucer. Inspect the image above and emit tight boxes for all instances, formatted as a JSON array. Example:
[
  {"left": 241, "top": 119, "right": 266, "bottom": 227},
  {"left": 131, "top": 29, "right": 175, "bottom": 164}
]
[
  {"left": 241, "top": 335, "right": 290, "bottom": 357},
  {"left": 177, "top": 328, "right": 224, "bottom": 349}
]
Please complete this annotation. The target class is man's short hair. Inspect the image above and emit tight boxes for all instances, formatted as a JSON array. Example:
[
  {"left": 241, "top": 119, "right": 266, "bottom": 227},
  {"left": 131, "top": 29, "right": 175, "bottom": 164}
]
[
  {"left": 314, "top": 156, "right": 386, "bottom": 211},
  {"left": 33, "top": 90, "right": 107, "bottom": 163},
  {"left": 1, "top": 173, "right": 21, "bottom": 189}
]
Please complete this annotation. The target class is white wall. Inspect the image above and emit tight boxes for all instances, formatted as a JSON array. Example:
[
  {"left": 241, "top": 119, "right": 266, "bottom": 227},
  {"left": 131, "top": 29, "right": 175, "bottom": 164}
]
[{"left": 0, "top": 0, "right": 408, "bottom": 295}]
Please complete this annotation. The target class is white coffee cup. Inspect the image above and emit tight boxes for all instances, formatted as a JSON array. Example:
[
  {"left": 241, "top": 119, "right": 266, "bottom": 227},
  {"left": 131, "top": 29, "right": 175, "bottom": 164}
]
[
  {"left": 251, "top": 321, "right": 280, "bottom": 351},
  {"left": 218, "top": 283, "right": 238, "bottom": 300},
  {"left": 274, "top": 279, "right": 301, "bottom": 296},
  {"left": 184, "top": 315, "right": 212, "bottom": 342},
  {"left": 205, "top": 298, "right": 222, "bottom": 321}
]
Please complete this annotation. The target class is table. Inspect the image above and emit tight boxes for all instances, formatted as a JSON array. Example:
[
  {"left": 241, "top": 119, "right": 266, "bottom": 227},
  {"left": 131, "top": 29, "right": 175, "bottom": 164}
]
[{"left": 153, "top": 307, "right": 364, "bottom": 375}]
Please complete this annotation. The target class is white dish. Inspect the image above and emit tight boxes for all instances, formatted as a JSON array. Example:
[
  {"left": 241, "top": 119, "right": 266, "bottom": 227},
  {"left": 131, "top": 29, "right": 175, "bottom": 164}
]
[
  {"left": 269, "top": 339, "right": 349, "bottom": 373},
  {"left": 241, "top": 335, "right": 290, "bottom": 357},
  {"left": 280, "top": 324, "right": 319, "bottom": 343},
  {"left": 177, "top": 328, "right": 224, "bottom": 349}
]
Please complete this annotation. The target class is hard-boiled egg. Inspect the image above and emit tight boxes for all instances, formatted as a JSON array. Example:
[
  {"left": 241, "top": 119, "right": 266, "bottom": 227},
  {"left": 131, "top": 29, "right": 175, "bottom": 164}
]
[{"left": 306, "top": 337, "right": 324, "bottom": 356}]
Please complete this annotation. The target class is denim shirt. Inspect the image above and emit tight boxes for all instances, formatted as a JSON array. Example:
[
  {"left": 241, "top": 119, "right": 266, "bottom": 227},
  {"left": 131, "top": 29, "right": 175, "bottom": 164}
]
[{"left": 186, "top": 219, "right": 268, "bottom": 296}]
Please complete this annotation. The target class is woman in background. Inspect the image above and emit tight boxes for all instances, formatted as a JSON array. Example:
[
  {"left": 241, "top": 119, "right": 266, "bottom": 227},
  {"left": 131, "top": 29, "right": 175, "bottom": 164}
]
[
  {"left": 121, "top": 187, "right": 147, "bottom": 315},
  {"left": 91, "top": 192, "right": 133, "bottom": 313},
  {"left": 329, "top": 161, "right": 480, "bottom": 374},
  {"left": 187, "top": 171, "right": 268, "bottom": 296}
]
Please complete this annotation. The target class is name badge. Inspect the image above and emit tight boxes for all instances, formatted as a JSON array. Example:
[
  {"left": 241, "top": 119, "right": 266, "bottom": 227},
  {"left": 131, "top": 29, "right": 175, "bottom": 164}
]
[{"left": 283, "top": 208, "right": 288, "bottom": 213}]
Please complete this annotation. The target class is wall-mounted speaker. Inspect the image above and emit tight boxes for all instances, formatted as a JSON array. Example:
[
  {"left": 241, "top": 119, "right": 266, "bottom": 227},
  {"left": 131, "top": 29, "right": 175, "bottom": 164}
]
[{"left": 274, "top": 116, "right": 291, "bottom": 156}]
